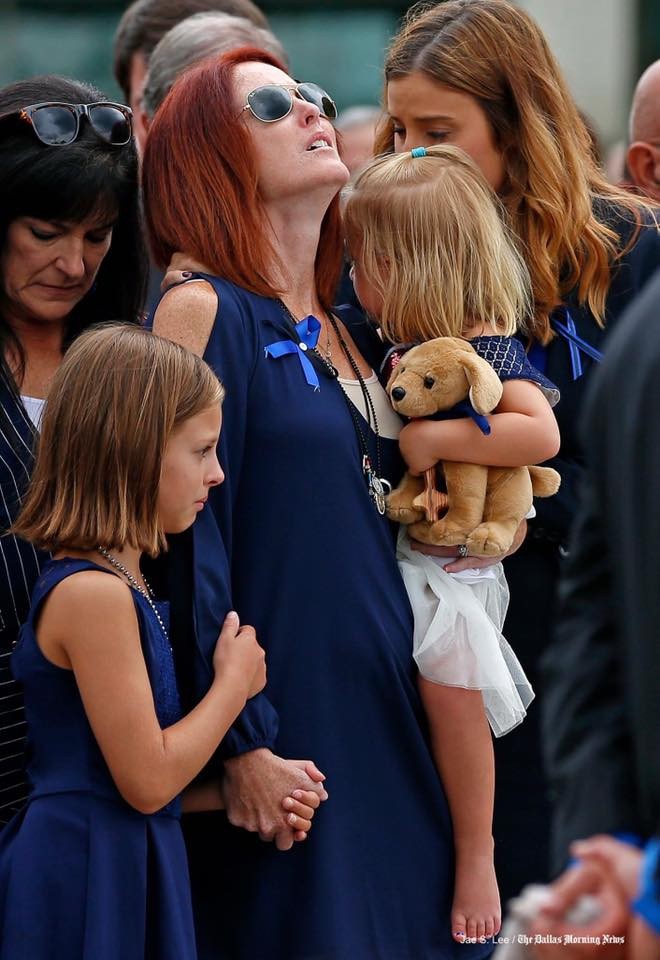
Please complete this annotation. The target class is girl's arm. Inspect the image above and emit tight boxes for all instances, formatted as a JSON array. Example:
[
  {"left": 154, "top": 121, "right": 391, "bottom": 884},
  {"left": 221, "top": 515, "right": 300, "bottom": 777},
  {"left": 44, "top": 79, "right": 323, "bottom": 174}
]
[
  {"left": 398, "top": 379, "right": 561, "bottom": 476},
  {"left": 182, "top": 780, "right": 225, "bottom": 813},
  {"left": 39, "top": 571, "right": 264, "bottom": 816}
]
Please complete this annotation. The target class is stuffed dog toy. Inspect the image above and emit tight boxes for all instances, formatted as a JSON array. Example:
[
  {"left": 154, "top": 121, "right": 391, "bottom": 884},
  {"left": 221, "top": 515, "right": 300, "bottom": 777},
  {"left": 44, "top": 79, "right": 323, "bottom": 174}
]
[{"left": 386, "top": 337, "right": 561, "bottom": 556}]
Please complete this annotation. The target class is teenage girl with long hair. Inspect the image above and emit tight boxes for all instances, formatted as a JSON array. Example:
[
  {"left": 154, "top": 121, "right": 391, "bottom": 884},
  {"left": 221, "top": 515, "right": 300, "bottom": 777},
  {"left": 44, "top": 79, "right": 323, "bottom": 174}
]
[{"left": 375, "top": 0, "right": 660, "bottom": 896}]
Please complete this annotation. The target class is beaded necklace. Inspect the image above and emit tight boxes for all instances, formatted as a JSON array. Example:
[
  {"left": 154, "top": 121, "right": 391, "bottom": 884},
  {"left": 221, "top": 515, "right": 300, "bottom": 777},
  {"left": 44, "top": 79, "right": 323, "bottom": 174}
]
[{"left": 97, "top": 546, "right": 170, "bottom": 644}]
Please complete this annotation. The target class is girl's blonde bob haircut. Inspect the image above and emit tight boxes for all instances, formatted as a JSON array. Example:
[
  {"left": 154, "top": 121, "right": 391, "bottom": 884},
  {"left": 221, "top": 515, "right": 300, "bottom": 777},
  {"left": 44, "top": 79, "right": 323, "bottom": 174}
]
[
  {"left": 14, "top": 324, "right": 224, "bottom": 557},
  {"left": 344, "top": 144, "right": 532, "bottom": 345}
]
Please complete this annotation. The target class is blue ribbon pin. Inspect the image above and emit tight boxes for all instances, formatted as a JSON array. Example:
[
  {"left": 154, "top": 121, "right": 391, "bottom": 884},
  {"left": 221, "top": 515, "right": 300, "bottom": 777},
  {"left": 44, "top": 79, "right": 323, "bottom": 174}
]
[
  {"left": 264, "top": 315, "right": 322, "bottom": 390},
  {"left": 528, "top": 306, "right": 604, "bottom": 381},
  {"left": 552, "top": 307, "right": 603, "bottom": 379}
]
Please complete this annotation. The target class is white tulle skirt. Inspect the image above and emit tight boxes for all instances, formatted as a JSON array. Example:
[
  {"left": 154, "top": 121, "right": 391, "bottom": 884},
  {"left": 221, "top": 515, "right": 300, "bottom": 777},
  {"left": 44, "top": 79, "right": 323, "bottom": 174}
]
[{"left": 397, "top": 530, "right": 534, "bottom": 737}]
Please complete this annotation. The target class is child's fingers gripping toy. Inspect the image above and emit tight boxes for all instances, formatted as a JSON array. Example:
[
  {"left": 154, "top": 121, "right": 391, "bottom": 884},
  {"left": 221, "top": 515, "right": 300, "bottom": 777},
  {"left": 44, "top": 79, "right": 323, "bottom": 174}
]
[{"left": 385, "top": 337, "right": 561, "bottom": 556}]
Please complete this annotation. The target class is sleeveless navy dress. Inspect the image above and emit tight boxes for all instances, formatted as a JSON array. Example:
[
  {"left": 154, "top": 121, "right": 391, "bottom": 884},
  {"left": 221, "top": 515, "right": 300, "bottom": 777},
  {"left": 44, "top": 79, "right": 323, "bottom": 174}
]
[
  {"left": 0, "top": 558, "right": 197, "bottom": 960},
  {"left": 158, "top": 277, "right": 493, "bottom": 959}
]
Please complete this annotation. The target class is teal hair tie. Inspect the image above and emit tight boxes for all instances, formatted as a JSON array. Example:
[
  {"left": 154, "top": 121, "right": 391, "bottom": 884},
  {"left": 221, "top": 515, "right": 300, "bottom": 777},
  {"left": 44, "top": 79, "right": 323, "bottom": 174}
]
[{"left": 410, "top": 146, "right": 427, "bottom": 158}]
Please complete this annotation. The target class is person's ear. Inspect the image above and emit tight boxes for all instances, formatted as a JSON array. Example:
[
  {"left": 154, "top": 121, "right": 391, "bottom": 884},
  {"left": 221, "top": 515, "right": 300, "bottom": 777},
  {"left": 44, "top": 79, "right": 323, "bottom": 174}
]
[{"left": 626, "top": 141, "right": 660, "bottom": 194}]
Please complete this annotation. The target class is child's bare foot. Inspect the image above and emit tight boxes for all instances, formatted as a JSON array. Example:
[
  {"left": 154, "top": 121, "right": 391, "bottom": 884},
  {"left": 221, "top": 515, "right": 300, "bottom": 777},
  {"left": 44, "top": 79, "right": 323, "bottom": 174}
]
[{"left": 452, "top": 849, "right": 501, "bottom": 944}]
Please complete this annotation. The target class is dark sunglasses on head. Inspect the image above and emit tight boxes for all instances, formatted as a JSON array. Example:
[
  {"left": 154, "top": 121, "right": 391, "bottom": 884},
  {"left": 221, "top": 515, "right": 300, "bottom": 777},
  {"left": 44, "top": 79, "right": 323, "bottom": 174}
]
[
  {"left": 0, "top": 101, "right": 133, "bottom": 146},
  {"left": 242, "top": 83, "right": 337, "bottom": 123}
]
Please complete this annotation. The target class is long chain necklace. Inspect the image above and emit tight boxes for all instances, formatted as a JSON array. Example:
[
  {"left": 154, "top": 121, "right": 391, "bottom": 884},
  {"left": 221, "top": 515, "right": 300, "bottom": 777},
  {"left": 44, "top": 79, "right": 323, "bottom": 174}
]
[
  {"left": 97, "top": 546, "right": 170, "bottom": 643},
  {"left": 327, "top": 314, "right": 391, "bottom": 515},
  {"left": 278, "top": 301, "right": 391, "bottom": 515}
]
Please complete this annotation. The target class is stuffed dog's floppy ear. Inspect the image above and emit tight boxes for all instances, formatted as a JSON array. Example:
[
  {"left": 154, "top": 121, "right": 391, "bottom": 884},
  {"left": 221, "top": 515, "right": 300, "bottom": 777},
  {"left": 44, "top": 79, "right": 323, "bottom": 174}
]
[{"left": 459, "top": 352, "right": 503, "bottom": 413}]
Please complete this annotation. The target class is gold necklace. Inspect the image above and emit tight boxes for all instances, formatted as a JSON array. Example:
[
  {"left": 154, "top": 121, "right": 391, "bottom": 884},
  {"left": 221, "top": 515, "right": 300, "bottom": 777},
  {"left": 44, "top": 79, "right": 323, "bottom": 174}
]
[{"left": 313, "top": 316, "right": 333, "bottom": 365}]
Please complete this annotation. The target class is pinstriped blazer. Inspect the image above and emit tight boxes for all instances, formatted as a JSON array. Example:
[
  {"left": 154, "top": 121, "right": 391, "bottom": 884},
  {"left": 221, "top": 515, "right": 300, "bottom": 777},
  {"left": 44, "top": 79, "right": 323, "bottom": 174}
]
[{"left": 0, "top": 365, "right": 48, "bottom": 824}]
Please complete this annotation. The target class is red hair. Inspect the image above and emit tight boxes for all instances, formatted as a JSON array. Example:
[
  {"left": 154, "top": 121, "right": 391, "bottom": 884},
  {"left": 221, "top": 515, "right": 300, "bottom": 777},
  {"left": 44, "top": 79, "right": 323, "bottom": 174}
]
[{"left": 142, "top": 47, "right": 343, "bottom": 307}]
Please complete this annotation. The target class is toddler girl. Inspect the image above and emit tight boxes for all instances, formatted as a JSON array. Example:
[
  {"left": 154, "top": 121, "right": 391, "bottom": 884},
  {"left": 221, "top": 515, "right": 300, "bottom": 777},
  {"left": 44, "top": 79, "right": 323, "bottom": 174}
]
[{"left": 344, "top": 145, "right": 561, "bottom": 945}]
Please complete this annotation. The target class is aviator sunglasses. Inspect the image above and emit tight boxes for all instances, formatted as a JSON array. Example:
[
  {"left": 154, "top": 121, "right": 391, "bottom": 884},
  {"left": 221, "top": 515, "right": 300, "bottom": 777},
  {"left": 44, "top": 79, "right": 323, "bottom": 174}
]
[
  {"left": 0, "top": 101, "right": 133, "bottom": 146},
  {"left": 242, "top": 83, "right": 338, "bottom": 123}
]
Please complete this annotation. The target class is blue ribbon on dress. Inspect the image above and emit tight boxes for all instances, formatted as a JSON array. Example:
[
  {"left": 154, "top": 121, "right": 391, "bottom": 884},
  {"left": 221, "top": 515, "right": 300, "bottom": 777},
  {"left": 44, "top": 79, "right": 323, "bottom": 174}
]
[
  {"left": 264, "top": 315, "right": 322, "bottom": 391},
  {"left": 528, "top": 307, "right": 604, "bottom": 380}
]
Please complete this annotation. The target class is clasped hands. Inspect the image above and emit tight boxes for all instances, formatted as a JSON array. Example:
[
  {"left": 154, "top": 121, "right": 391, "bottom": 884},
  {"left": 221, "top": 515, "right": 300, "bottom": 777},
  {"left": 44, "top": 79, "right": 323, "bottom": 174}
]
[{"left": 221, "top": 748, "right": 328, "bottom": 851}]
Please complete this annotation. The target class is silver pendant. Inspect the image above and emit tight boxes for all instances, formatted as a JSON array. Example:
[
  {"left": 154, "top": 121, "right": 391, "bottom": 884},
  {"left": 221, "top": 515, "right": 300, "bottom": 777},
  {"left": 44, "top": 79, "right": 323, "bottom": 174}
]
[{"left": 363, "top": 456, "right": 391, "bottom": 516}]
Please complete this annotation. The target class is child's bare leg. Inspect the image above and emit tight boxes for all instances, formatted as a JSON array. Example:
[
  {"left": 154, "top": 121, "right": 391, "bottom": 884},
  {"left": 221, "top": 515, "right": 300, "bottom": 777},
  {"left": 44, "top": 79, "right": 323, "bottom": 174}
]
[{"left": 419, "top": 677, "right": 501, "bottom": 944}]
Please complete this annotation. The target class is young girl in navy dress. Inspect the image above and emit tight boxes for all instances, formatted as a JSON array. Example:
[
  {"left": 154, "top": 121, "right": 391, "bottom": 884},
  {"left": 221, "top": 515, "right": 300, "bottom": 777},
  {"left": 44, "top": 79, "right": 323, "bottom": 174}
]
[
  {"left": 0, "top": 325, "right": 319, "bottom": 959},
  {"left": 344, "top": 145, "right": 561, "bottom": 945}
]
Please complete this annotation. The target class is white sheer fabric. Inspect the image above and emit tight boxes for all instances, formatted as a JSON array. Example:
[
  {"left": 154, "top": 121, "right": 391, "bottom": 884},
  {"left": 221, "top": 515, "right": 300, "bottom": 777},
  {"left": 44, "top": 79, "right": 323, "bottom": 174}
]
[{"left": 397, "top": 529, "right": 534, "bottom": 737}]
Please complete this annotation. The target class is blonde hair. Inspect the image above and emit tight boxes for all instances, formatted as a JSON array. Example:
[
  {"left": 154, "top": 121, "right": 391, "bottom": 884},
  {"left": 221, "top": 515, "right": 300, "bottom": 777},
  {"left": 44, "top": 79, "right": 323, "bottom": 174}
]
[
  {"left": 344, "top": 145, "right": 531, "bottom": 344},
  {"left": 375, "top": 0, "right": 658, "bottom": 343},
  {"left": 14, "top": 324, "right": 224, "bottom": 556}
]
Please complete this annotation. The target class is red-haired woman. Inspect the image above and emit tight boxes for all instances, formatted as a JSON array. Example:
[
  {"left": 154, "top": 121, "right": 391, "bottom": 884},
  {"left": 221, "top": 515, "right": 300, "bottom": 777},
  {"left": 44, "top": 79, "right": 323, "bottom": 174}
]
[{"left": 143, "top": 50, "right": 491, "bottom": 960}]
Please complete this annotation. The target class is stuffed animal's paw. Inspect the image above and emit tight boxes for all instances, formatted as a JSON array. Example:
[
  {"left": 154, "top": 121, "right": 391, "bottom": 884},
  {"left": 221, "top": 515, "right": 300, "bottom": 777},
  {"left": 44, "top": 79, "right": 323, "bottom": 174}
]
[
  {"left": 386, "top": 504, "right": 425, "bottom": 524},
  {"left": 466, "top": 522, "right": 514, "bottom": 557},
  {"left": 407, "top": 520, "right": 442, "bottom": 544},
  {"left": 385, "top": 493, "right": 425, "bottom": 524},
  {"left": 409, "top": 517, "right": 471, "bottom": 545}
]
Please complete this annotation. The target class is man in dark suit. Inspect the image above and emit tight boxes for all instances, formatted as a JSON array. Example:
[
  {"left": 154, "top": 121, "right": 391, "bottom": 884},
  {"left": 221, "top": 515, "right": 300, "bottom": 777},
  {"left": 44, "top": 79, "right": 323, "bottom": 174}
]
[{"left": 543, "top": 268, "right": 660, "bottom": 871}]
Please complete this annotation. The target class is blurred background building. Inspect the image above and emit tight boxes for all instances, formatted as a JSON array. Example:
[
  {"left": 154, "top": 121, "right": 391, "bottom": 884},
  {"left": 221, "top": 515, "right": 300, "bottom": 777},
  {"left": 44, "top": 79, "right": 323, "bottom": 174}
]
[{"left": 1, "top": 0, "right": 659, "bottom": 152}]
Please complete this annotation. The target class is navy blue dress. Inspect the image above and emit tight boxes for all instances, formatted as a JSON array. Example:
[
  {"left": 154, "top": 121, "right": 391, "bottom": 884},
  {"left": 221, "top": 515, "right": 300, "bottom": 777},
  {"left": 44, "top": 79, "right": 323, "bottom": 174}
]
[
  {"left": 164, "top": 277, "right": 493, "bottom": 959},
  {"left": 0, "top": 558, "right": 196, "bottom": 960}
]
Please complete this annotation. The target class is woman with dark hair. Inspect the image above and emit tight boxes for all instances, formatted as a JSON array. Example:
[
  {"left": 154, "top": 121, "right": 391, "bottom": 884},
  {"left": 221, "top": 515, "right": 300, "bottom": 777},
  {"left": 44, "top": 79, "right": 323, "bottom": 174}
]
[
  {"left": 373, "top": 0, "right": 660, "bottom": 900},
  {"left": 0, "top": 74, "right": 146, "bottom": 824},
  {"left": 143, "top": 48, "right": 494, "bottom": 960}
]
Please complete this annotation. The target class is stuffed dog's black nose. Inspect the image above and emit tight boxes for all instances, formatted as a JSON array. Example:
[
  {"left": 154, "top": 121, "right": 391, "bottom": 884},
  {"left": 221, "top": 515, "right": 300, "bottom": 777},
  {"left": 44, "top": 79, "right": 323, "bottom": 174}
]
[{"left": 391, "top": 386, "right": 406, "bottom": 402}]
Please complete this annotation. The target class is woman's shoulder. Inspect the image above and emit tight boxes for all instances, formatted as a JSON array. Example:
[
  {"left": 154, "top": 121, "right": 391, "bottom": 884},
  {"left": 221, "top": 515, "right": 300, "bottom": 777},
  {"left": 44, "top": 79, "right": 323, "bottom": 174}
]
[
  {"left": 587, "top": 196, "right": 660, "bottom": 314},
  {"left": 593, "top": 195, "right": 660, "bottom": 250},
  {"left": 153, "top": 276, "right": 266, "bottom": 357},
  {"left": 158, "top": 275, "right": 275, "bottom": 319},
  {"left": 151, "top": 278, "right": 218, "bottom": 353}
]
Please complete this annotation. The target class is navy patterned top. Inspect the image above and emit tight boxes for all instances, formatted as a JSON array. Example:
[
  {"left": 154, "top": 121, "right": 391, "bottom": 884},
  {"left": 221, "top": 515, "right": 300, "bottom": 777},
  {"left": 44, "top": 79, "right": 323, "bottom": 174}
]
[
  {"left": 470, "top": 336, "right": 560, "bottom": 405},
  {"left": 381, "top": 335, "right": 560, "bottom": 406}
]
